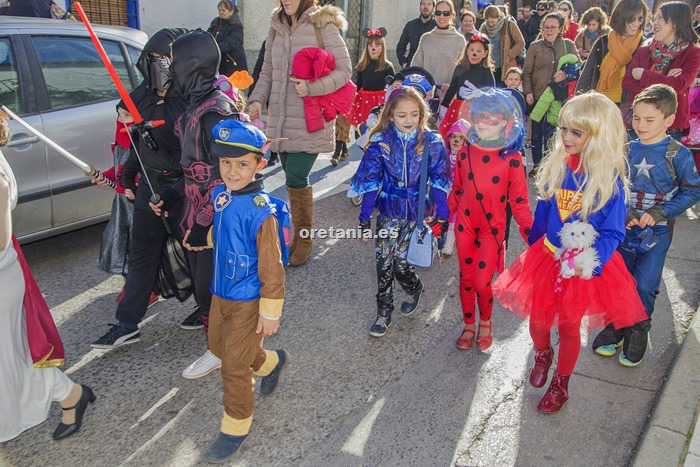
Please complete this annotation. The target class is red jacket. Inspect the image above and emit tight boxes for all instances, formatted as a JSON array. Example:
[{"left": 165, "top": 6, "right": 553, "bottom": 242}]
[
  {"left": 290, "top": 47, "right": 356, "bottom": 133},
  {"left": 622, "top": 43, "right": 700, "bottom": 130}
]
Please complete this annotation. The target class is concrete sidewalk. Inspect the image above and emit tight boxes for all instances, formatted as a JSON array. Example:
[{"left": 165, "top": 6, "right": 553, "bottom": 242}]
[{"left": 633, "top": 304, "right": 700, "bottom": 467}]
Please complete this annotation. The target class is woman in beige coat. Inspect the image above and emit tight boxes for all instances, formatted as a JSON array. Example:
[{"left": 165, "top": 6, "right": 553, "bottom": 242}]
[{"left": 249, "top": 0, "right": 351, "bottom": 267}]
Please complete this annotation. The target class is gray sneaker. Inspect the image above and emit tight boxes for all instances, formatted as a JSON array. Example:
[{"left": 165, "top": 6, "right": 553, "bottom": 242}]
[{"left": 369, "top": 315, "right": 392, "bottom": 338}]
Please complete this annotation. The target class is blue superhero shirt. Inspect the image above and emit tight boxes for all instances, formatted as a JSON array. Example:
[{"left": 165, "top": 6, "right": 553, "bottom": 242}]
[
  {"left": 627, "top": 136, "right": 700, "bottom": 222},
  {"left": 528, "top": 155, "right": 626, "bottom": 275}
]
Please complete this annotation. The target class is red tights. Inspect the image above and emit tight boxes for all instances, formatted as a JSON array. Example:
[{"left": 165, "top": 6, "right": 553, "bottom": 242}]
[
  {"left": 530, "top": 318, "right": 581, "bottom": 376},
  {"left": 456, "top": 228, "right": 500, "bottom": 326}
]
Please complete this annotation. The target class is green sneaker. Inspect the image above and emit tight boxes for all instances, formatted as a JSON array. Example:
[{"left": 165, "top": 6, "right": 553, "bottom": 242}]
[
  {"left": 594, "top": 341, "right": 622, "bottom": 357},
  {"left": 619, "top": 350, "right": 643, "bottom": 367}
]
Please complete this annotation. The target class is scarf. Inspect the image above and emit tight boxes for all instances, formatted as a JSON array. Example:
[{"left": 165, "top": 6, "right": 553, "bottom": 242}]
[
  {"left": 484, "top": 15, "right": 506, "bottom": 38},
  {"left": 585, "top": 29, "right": 599, "bottom": 46},
  {"left": 596, "top": 29, "right": 643, "bottom": 100},
  {"left": 651, "top": 38, "right": 690, "bottom": 75}
]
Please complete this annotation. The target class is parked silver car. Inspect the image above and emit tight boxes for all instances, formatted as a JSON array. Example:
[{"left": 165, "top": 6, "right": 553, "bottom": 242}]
[{"left": 0, "top": 17, "right": 147, "bottom": 242}]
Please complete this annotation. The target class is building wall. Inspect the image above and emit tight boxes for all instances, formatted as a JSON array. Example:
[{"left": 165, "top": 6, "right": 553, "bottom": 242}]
[{"left": 138, "top": 0, "right": 418, "bottom": 72}]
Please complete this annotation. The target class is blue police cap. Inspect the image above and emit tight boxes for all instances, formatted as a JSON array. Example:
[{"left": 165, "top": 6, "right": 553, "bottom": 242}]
[{"left": 211, "top": 118, "right": 267, "bottom": 158}]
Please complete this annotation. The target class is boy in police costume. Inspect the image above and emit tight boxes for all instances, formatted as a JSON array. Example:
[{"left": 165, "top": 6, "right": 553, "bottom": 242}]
[{"left": 204, "top": 118, "right": 289, "bottom": 463}]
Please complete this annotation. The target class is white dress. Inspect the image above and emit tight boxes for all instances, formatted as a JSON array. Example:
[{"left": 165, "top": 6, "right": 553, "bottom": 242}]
[{"left": 0, "top": 151, "right": 73, "bottom": 442}]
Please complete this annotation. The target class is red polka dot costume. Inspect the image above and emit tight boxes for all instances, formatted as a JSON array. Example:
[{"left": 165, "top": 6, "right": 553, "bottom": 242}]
[{"left": 449, "top": 145, "right": 533, "bottom": 328}]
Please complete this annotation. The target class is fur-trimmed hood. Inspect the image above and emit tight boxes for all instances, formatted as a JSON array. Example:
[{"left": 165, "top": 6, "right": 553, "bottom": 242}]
[{"left": 271, "top": 5, "right": 347, "bottom": 32}]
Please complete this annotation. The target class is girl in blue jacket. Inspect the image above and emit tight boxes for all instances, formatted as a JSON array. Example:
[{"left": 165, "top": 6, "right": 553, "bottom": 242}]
[{"left": 348, "top": 86, "right": 450, "bottom": 338}]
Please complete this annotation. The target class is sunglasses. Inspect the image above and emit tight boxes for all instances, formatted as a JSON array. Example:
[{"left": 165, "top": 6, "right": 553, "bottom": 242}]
[
  {"left": 558, "top": 7, "right": 569, "bottom": 11},
  {"left": 537, "top": 7, "right": 546, "bottom": 11},
  {"left": 435, "top": 9, "right": 452, "bottom": 16}
]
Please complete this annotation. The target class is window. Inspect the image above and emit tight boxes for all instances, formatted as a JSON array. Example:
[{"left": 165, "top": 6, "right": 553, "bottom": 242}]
[
  {"left": 0, "top": 38, "right": 20, "bottom": 114},
  {"left": 126, "top": 44, "right": 143, "bottom": 83},
  {"left": 31, "top": 36, "right": 134, "bottom": 111}
]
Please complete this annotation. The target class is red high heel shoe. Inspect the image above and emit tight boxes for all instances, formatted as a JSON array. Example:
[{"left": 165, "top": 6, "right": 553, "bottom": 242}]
[
  {"left": 477, "top": 320, "right": 493, "bottom": 350},
  {"left": 456, "top": 328, "right": 476, "bottom": 349}
]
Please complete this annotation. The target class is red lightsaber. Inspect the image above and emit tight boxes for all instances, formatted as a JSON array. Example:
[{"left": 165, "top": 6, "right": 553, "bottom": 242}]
[{"left": 74, "top": 2, "right": 163, "bottom": 150}]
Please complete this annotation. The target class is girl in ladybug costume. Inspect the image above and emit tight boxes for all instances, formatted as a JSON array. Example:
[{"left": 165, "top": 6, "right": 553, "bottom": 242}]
[{"left": 448, "top": 89, "right": 533, "bottom": 351}]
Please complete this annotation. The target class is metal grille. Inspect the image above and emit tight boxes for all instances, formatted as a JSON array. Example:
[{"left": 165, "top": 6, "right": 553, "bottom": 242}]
[
  {"left": 318, "top": 0, "right": 363, "bottom": 64},
  {"left": 70, "top": 0, "right": 129, "bottom": 26}
]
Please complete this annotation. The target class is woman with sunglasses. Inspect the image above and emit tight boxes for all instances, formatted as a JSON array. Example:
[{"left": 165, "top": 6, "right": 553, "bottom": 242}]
[
  {"left": 523, "top": 12, "right": 581, "bottom": 177},
  {"left": 479, "top": 4, "right": 526, "bottom": 87},
  {"left": 558, "top": 0, "right": 579, "bottom": 41},
  {"left": 622, "top": 2, "right": 700, "bottom": 141},
  {"left": 412, "top": 0, "right": 467, "bottom": 98},
  {"left": 575, "top": 0, "right": 648, "bottom": 102}
]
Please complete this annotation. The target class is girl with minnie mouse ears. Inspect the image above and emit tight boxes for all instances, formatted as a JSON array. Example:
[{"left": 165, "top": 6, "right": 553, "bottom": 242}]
[{"left": 332, "top": 27, "right": 395, "bottom": 167}]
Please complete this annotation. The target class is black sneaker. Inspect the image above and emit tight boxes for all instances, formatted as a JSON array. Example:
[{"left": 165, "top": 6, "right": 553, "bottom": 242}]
[
  {"left": 400, "top": 281, "right": 424, "bottom": 315},
  {"left": 260, "top": 349, "right": 289, "bottom": 396},
  {"left": 180, "top": 307, "right": 203, "bottom": 330},
  {"left": 592, "top": 324, "right": 625, "bottom": 356},
  {"left": 369, "top": 315, "right": 392, "bottom": 338},
  {"left": 90, "top": 324, "right": 140, "bottom": 349},
  {"left": 620, "top": 319, "right": 651, "bottom": 367}
]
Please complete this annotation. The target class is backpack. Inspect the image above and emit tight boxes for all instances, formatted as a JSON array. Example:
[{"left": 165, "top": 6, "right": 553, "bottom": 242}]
[
  {"left": 624, "top": 138, "right": 682, "bottom": 185},
  {"left": 268, "top": 195, "right": 291, "bottom": 267}
]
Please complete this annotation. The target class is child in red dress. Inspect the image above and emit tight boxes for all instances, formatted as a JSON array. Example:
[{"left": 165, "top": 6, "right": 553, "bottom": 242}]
[{"left": 493, "top": 93, "right": 648, "bottom": 413}]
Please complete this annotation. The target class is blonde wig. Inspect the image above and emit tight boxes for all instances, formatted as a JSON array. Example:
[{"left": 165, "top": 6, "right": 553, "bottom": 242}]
[{"left": 535, "top": 92, "right": 630, "bottom": 221}]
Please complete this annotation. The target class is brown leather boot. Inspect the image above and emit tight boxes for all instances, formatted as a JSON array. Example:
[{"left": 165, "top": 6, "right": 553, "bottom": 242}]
[
  {"left": 288, "top": 186, "right": 313, "bottom": 267},
  {"left": 330, "top": 140, "right": 342, "bottom": 167},
  {"left": 338, "top": 141, "right": 349, "bottom": 161},
  {"left": 537, "top": 372, "right": 570, "bottom": 414},
  {"left": 529, "top": 345, "right": 554, "bottom": 388},
  {"left": 286, "top": 187, "right": 299, "bottom": 256}
]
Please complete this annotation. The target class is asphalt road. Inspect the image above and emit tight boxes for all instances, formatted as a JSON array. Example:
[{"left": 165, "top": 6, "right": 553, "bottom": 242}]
[{"left": 1, "top": 145, "right": 699, "bottom": 467}]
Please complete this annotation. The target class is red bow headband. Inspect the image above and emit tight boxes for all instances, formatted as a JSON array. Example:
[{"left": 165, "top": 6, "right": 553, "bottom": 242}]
[
  {"left": 362, "top": 27, "right": 387, "bottom": 39},
  {"left": 468, "top": 33, "right": 491, "bottom": 45}
]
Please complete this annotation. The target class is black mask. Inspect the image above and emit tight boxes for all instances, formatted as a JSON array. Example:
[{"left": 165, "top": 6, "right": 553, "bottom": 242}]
[
  {"left": 170, "top": 30, "right": 221, "bottom": 106},
  {"left": 147, "top": 55, "right": 172, "bottom": 92}
]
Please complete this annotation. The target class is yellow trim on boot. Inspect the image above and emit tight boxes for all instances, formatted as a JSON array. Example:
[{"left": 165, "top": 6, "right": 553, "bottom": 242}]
[
  {"left": 254, "top": 349, "right": 279, "bottom": 377},
  {"left": 260, "top": 298, "right": 284, "bottom": 319},
  {"left": 221, "top": 412, "right": 252, "bottom": 437}
]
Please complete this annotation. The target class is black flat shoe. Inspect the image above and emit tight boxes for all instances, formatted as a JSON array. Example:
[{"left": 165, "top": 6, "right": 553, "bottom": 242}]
[{"left": 53, "top": 385, "right": 96, "bottom": 440}]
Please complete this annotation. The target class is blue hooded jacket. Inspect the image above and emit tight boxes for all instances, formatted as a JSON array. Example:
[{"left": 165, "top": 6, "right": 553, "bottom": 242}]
[{"left": 348, "top": 125, "right": 450, "bottom": 220}]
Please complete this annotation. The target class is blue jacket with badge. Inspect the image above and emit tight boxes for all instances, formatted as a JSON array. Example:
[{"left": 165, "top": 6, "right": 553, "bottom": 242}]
[
  {"left": 348, "top": 125, "right": 450, "bottom": 221},
  {"left": 210, "top": 178, "right": 276, "bottom": 302}
]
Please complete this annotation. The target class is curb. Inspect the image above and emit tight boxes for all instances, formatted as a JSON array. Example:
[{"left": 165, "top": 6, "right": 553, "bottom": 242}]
[{"left": 632, "top": 305, "right": 700, "bottom": 467}]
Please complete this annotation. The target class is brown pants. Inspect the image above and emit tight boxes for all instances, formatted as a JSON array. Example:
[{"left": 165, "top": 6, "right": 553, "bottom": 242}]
[
  {"left": 335, "top": 114, "right": 351, "bottom": 143},
  {"left": 209, "top": 295, "right": 277, "bottom": 434}
]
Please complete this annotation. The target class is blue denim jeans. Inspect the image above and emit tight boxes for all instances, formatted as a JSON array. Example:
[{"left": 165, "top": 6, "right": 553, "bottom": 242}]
[
  {"left": 618, "top": 224, "right": 672, "bottom": 319},
  {"left": 530, "top": 119, "right": 556, "bottom": 166}
]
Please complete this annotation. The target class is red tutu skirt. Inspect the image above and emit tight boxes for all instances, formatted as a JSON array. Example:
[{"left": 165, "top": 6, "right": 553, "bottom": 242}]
[
  {"left": 349, "top": 89, "right": 386, "bottom": 126},
  {"left": 493, "top": 237, "right": 647, "bottom": 331}
]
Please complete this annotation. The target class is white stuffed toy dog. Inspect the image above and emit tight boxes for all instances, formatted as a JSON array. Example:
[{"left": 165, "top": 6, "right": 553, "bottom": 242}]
[{"left": 554, "top": 221, "right": 601, "bottom": 280}]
